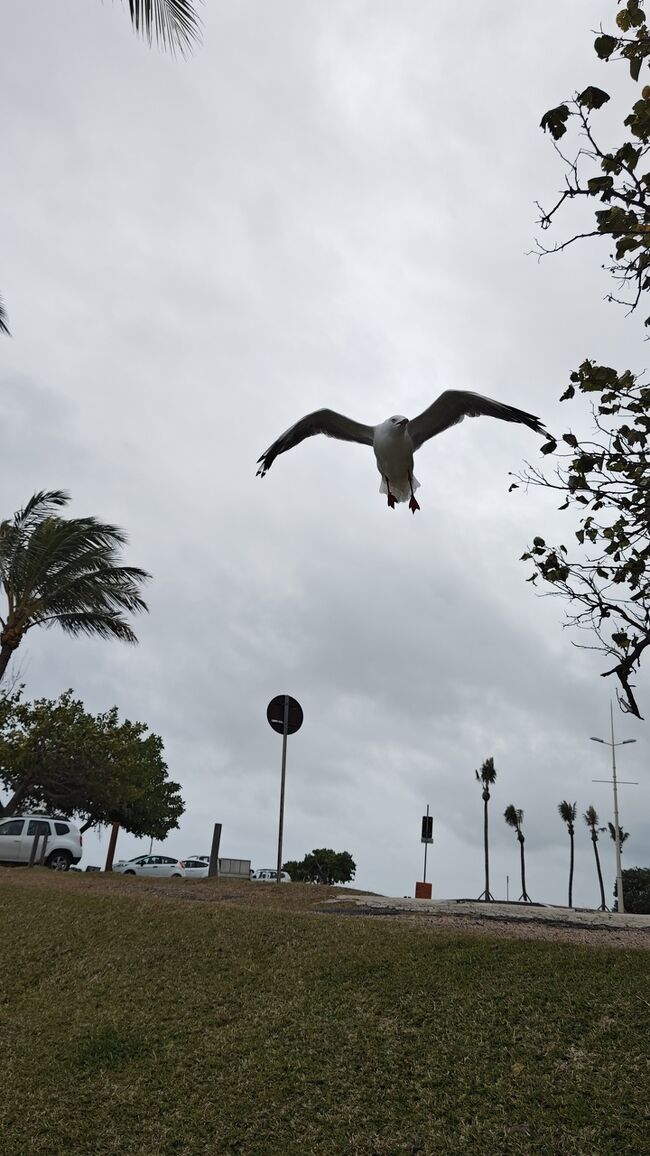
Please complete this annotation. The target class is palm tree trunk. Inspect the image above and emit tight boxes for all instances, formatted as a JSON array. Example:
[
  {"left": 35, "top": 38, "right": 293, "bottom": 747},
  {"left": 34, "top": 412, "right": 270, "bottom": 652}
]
[
  {"left": 519, "top": 834, "right": 530, "bottom": 901},
  {"left": 591, "top": 835, "right": 607, "bottom": 910},
  {"left": 483, "top": 796, "right": 491, "bottom": 900},
  {"left": 0, "top": 643, "right": 15, "bottom": 681},
  {"left": 568, "top": 831, "right": 574, "bottom": 908}
]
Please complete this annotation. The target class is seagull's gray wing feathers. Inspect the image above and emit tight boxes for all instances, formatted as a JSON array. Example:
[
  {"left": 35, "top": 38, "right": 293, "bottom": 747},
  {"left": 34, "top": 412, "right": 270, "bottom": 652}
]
[
  {"left": 257, "top": 409, "right": 374, "bottom": 477},
  {"left": 407, "top": 390, "right": 546, "bottom": 452}
]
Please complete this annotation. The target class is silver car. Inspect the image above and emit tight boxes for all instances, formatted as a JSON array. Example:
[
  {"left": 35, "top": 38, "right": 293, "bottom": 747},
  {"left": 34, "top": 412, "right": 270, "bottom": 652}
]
[
  {"left": 0, "top": 814, "right": 83, "bottom": 870},
  {"left": 112, "top": 854, "right": 186, "bottom": 878}
]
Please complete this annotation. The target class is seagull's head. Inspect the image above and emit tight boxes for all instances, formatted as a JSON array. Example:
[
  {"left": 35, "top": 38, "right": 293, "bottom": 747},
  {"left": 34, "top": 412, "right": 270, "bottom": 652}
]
[{"left": 387, "top": 415, "right": 409, "bottom": 433}]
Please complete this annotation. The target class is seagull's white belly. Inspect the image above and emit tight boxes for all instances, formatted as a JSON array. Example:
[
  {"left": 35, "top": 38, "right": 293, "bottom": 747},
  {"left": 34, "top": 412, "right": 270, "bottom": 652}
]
[{"left": 372, "top": 428, "right": 418, "bottom": 502}]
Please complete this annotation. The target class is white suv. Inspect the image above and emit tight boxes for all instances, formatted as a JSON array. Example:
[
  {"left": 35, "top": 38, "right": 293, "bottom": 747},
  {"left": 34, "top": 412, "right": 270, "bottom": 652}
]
[{"left": 0, "top": 814, "right": 83, "bottom": 870}]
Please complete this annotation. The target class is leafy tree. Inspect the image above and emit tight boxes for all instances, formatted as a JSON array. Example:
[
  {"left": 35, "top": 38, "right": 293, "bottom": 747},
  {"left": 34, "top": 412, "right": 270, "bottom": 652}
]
[
  {"left": 535, "top": 0, "right": 650, "bottom": 324},
  {"left": 615, "top": 865, "right": 650, "bottom": 911},
  {"left": 517, "top": 1, "right": 650, "bottom": 718},
  {"left": 282, "top": 849, "right": 356, "bottom": 886},
  {"left": 0, "top": 490, "right": 150, "bottom": 682},
  {"left": 0, "top": 688, "right": 184, "bottom": 838},
  {"left": 584, "top": 804, "right": 608, "bottom": 910},
  {"left": 475, "top": 757, "right": 497, "bottom": 901},
  {"left": 558, "top": 800, "right": 578, "bottom": 907},
  {"left": 518, "top": 362, "right": 650, "bottom": 718},
  {"left": 504, "top": 804, "right": 532, "bottom": 902}
]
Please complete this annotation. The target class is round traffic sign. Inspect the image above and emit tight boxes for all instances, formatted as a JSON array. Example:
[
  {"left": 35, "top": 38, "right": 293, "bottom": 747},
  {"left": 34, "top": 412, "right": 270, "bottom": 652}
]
[{"left": 267, "top": 695, "right": 303, "bottom": 735}]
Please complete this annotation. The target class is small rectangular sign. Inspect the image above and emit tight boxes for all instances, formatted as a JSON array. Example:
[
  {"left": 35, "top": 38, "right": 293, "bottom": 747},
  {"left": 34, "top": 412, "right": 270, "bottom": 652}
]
[{"left": 421, "top": 815, "right": 433, "bottom": 843}]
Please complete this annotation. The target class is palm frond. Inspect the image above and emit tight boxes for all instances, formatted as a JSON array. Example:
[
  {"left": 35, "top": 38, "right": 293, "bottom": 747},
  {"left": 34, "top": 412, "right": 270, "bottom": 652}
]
[
  {"left": 584, "top": 804, "right": 600, "bottom": 829},
  {"left": 125, "top": 0, "right": 201, "bottom": 55},
  {"left": 45, "top": 611, "right": 140, "bottom": 644},
  {"left": 476, "top": 756, "right": 497, "bottom": 786},
  {"left": 504, "top": 804, "right": 523, "bottom": 830},
  {"left": 558, "top": 800, "right": 577, "bottom": 824},
  {"left": 0, "top": 294, "right": 10, "bottom": 336},
  {"left": 0, "top": 491, "right": 149, "bottom": 661},
  {"left": 11, "top": 491, "right": 69, "bottom": 533}
]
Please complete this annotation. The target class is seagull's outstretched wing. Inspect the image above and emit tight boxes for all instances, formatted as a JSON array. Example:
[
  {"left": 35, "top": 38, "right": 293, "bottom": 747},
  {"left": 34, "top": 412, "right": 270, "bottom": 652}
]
[
  {"left": 257, "top": 409, "right": 374, "bottom": 477},
  {"left": 407, "top": 390, "right": 546, "bottom": 451}
]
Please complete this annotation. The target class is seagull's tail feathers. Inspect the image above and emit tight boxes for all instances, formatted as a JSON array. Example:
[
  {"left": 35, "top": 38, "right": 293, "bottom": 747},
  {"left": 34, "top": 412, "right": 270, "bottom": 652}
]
[{"left": 379, "top": 474, "right": 419, "bottom": 503}]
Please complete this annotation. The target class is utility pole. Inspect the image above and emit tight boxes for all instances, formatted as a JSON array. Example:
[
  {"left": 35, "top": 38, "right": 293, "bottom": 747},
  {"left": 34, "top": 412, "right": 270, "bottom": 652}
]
[{"left": 590, "top": 702, "right": 637, "bottom": 914}]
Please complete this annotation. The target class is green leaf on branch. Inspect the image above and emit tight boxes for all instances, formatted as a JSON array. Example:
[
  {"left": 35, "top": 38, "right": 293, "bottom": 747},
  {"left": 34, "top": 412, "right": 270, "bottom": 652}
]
[
  {"left": 540, "top": 104, "right": 570, "bottom": 139},
  {"left": 594, "top": 34, "right": 618, "bottom": 60},
  {"left": 540, "top": 438, "right": 558, "bottom": 454},
  {"left": 587, "top": 175, "right": 615, "bottom": 197},
  {"left": 577, "top": 86, "right": 610, "bottom": 111}
]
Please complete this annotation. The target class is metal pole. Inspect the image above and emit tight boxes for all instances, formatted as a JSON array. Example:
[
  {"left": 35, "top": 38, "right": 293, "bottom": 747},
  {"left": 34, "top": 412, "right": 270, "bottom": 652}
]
[
  {"left": 276, "top": 695, "right": 289, "bottom": 883},
  {"left": 208, "top": 822, "right": 222, "bottom": 878},
  {"left": 422, "top": 804, "right": 429, "bottom": 883},
  {"left": 506, "top": 874, "right": 509, "bottom": 902},
  {"left": 610, "top": 702, "right": 625, "bottom": 915},
  {"left": 104, "top": 822, "right": 120, "bottom": 872}
]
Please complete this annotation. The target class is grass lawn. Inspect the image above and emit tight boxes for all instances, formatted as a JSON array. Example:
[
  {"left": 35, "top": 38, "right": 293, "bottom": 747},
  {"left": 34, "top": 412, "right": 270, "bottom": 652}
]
[{"left": 0, "top": 871, "right": 648, "bottom": 1156}]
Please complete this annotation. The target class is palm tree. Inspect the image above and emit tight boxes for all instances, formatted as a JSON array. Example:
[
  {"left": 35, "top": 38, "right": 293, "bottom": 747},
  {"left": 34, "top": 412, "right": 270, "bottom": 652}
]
[
  {"left": 475, "top": 756, "right": 497, "bottom": 901},
  {"left": 121, "top": 0, "right": 201, "bottom": 55},
  {"left": 607, "top": 821, "right": 629, "bottom": 849},
  {"left": 504, "top": 804, "right": 531, "bottom": 902},
  {"left": 0, "top": 490, "right": 150, "bottom": 681},
  {"left": 0, "top": 295, "right": 9, "bottom": 337},
  {"left": 584, "top": 805, "right": 607, "bottom": 911},
  {"left": 558, "top": 800, "right": 577, "bottom": 908}
]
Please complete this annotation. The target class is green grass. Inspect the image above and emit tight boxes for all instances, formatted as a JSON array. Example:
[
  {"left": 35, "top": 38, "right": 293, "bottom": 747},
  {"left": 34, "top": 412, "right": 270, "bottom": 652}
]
[{"left": 0, "top": 874, "right": 648, "bottom": 1155}]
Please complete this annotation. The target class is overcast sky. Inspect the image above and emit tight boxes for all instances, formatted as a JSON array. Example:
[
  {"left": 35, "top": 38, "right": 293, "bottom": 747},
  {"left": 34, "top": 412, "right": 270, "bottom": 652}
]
[{"left": 2, "top": 0, "right": 648, "bottom": 905}]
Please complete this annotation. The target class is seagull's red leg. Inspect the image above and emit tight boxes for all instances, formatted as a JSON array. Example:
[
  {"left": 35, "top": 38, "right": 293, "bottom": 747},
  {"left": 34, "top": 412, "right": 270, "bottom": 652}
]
[
  {"left": 385, "top": 478, "right": 397, "bottom": 509},
  {"left": 408, "top": 471, "right": 420, "bottom": 514}
]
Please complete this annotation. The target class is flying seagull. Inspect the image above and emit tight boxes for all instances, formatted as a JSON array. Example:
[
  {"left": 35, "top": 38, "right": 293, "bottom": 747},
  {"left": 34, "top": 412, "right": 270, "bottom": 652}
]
[{"left": 257, "top": 390, "right": 546, "bottom": 513}]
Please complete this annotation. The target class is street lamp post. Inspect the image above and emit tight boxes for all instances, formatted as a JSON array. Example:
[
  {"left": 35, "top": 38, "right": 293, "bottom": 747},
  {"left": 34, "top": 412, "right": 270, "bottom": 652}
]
[{"left": 590, "top": 702, "right": 638, "bottom": 915}]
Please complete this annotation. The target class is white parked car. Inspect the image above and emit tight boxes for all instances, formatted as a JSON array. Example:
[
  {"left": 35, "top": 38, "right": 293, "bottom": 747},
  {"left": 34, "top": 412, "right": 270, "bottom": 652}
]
[
  {"left": 181, "top": 858, "right": 209, "bottom": 879},
  {"left": 0, "top": 814, "right": 83, "bottom": 871},
  {"left": 113, "top": 855, "right": 185, "bottom": 878},
  {"left": 251, "top": 868, "right": 291, "bottom": 883}
]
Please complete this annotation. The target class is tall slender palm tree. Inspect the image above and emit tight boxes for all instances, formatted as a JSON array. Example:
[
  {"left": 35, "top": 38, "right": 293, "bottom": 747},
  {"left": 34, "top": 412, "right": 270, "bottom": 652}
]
[
  {"left": 504, "top": 804, "right": 531, "bottom": 902},
  {"left": 121, "top": 0, "right": 201, "bottom": 55},
  {"left": 558, "top": 800, "right": 577, "bottom": 908},
  {"left": 607, "top": 821, "right": 629, "bottom": 849},
  {"left": 584, "top": 805, "right": 607, "bottom": 911},
  {"left": 0, "top": 490, "right": 150, "bottom": 681},
  {"left": 475, "top": 756, "right": 497, "bottom": 901}
]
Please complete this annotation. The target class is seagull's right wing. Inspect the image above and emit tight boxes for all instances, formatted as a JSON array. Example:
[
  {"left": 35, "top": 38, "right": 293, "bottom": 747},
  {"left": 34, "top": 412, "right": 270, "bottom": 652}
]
[
  {"left": 257, "top": 409, "right": 374, "bottom": 477},
  {"left": 407, "top": 390, "right": 546, "bottom": 451}
]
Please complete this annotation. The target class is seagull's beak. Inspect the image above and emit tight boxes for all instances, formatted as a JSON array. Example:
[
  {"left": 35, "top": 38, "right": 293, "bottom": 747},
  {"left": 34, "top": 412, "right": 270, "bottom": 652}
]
[{"left": 398, "top": 418, "right": 408, "bottom": 428}]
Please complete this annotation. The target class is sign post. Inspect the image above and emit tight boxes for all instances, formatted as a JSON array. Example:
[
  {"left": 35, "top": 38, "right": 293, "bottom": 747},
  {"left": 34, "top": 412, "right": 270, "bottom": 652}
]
[
  {"left": 415, "top": 805, "right": 433, "bottom": 899},
  {"left": 267, "top": 695, "right": 303, "bottom": 883}
]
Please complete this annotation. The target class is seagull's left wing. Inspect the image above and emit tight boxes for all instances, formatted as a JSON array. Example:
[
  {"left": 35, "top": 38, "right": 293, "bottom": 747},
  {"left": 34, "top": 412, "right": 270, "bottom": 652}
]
[
  {"left": 257, "top": 409, "right": 374, "bottom": 477},
  {"left": 407, "top": 390, "right": 546, "bottom": 452}
]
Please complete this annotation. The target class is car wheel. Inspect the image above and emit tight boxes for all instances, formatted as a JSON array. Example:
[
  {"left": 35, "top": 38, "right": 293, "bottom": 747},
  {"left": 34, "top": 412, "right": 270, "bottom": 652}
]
[
  {"left": 123, "top": 870, "right": 136, "bottom": 875},
  {"left": 172, "top": 873, "right": 182, "bottom": 878},
  {"left": 47, "top": 850, "right": 72, "bottom": 871}
]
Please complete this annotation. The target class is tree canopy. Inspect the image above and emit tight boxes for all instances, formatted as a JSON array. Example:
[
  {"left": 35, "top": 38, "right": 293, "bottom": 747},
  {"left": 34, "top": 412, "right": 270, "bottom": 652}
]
[
  {"left": 283, "top": 849, "right": 356, "bottom": 886},
  {"left": 0, "top": 490, "right": 150, "bottom": 683},
  {"left": 616, "top": 865, "right": 650, "bottom": 911},
  {"left": 517, "top": 0, "right": 650, "bottom": 718},
  {"left": 0, "top": 688, "right": 184, "bottom": 839}
]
